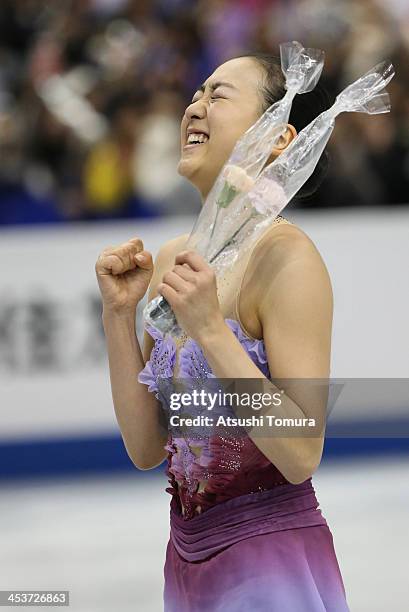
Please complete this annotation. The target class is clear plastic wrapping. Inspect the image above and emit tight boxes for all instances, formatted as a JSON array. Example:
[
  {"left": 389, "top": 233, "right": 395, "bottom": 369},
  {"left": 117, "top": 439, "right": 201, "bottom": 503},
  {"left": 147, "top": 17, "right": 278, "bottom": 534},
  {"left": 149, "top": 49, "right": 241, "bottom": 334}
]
[
  {"left": 144, "top": 58, "right": 394, "bottom": 338},
  {"left": 204, "top": 61, "right": 395, "bottom": 267},
  {"left": 192, "top": 41, "right": 325, "bottom": 258}
]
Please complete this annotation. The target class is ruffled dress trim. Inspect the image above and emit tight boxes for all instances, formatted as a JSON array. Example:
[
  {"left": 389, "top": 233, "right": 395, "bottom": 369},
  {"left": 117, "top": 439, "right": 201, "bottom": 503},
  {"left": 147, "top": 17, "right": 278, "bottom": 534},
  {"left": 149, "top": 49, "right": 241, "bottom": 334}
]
[
  {"left": 138, "top": 317, "right": 285, "bottom": 519},
  {"left": 137, "top": 322, "right": 176, "bottom": 398}
]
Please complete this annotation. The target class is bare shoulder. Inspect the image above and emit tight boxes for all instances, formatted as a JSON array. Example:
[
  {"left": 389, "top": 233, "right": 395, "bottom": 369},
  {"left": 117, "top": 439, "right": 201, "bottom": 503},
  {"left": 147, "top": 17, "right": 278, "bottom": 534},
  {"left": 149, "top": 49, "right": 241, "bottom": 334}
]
[
  {"left": 247, "top": 219, "right": 333, "bottom": 314},
  {"left": 254, "top": 219, "right": 330, "bottom": 276}
]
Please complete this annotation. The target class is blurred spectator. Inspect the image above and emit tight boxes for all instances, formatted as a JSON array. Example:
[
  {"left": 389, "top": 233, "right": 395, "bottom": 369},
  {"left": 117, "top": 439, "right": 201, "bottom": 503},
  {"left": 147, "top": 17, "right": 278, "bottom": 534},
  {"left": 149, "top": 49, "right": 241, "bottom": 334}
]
[
  {"left": 0, "top": 0, "right": 408, "bottom": 225},
  {"left": 132, "top": 90, "right": 201, "bottom": 215},
  {"left": 83, "top": 101, "right": 138, "bottom": 218}
]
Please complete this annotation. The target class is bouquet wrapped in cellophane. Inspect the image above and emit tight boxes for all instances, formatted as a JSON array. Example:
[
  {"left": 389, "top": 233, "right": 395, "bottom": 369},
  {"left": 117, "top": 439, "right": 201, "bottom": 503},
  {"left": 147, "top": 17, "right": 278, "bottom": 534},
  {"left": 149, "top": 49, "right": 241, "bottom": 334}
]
[
  {"left": 204, "top": 61, "right": 395, "bottom": 267},
  {"left": 144, "top": 56, "right": 394, "bottom": 338},
  {"left": 143, "top": 41, "right": 324, "bottom": 337}
]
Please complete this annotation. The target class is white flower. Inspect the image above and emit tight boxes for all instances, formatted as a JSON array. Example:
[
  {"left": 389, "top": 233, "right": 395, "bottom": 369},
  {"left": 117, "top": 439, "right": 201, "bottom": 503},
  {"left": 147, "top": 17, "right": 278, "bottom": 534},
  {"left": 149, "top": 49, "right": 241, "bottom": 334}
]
[
  {"left": 248, "top": 178, "right": 287, "bottom": 216},
  {"left": 222, "top": 164, "right": 254, "bottom": 193}
]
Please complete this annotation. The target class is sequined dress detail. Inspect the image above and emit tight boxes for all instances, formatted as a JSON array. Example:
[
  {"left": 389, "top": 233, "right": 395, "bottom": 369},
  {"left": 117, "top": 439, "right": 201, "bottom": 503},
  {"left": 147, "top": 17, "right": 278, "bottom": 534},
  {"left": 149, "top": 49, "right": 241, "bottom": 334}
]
[
  {"left": 138, "top": 217, "right": 294, "bottom": 520},
  {"left": 137, "top": 218, "right": 351, "bottom": 612},
  {"left": 139, "top": 318, "right": 293, "bottom": 520}
]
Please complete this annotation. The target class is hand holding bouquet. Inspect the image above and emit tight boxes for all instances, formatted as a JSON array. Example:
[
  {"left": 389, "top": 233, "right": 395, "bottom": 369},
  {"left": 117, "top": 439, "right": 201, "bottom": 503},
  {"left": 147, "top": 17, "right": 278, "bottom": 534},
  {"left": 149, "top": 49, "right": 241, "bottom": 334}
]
[{"left": 144, "top": 54, "right": 394, "bottom": 338}]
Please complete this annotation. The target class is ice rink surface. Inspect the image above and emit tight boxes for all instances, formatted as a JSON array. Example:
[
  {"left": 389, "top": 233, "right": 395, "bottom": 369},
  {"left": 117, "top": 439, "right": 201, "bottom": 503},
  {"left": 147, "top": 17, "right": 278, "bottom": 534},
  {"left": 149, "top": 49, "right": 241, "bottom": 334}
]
[{"left": 1, "top": 455, "right": 408, "bottom": 612}]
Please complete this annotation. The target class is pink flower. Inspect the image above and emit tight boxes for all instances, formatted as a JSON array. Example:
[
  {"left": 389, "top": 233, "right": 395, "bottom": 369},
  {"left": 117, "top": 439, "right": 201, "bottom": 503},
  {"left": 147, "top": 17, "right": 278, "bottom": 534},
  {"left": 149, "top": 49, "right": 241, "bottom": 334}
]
[
  {"left": 222, "top": 164, "right": 254, "bottom": 193},
  {"left": 248, "top": 178, "right": 287, "bottom": 216}
]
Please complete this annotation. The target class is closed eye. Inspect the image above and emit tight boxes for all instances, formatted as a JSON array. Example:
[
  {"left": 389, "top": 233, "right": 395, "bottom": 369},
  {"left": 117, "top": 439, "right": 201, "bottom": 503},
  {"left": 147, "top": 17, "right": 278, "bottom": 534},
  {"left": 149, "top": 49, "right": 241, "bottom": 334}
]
[{"left": 190, "top": 92, "right": 225, "bottom": 103}]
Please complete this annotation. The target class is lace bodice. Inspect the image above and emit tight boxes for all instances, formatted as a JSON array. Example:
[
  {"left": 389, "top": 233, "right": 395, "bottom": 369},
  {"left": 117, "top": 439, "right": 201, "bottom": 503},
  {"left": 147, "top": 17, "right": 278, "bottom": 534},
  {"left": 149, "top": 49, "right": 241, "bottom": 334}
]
[
  {"left": 138, "top": 318, "right": 290, "bottom": 520},
  {"left": 137, "top": 217, "right": 293, "bottom": 520}
]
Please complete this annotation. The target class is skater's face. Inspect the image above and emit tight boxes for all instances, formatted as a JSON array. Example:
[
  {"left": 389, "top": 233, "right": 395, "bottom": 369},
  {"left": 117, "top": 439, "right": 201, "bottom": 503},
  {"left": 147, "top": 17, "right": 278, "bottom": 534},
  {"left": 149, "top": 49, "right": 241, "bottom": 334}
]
[{"left": 178, "top": 57, "right": 266, "bottom": 201}]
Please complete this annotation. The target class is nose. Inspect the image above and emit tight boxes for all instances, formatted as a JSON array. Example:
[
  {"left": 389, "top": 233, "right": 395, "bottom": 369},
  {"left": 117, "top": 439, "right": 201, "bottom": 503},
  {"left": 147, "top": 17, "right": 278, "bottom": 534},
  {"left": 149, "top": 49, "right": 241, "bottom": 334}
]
[{"left": 185, "top": 99, "right": 207, "bottom": 122}]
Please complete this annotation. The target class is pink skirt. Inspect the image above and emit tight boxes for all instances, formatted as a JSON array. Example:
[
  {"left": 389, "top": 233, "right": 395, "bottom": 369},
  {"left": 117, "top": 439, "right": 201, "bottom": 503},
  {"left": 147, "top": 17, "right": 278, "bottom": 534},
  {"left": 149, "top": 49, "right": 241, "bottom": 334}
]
[{"left": 164, "top": 479, "right": 350, "bottom": 611}]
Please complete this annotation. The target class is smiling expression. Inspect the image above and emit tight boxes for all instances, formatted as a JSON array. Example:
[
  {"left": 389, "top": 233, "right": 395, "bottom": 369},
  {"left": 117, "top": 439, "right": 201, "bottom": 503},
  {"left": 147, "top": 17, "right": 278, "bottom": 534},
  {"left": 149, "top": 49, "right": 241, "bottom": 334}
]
[{"left": 177, "top": 57, "right": 266, "bottom": 202}]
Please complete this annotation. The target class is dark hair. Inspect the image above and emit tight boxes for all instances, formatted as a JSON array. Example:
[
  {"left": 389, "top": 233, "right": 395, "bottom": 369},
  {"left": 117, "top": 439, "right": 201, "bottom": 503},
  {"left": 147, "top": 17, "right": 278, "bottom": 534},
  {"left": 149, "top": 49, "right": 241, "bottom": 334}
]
[{"left": 235, "top": 51, "right": 332, "bottom": 202}]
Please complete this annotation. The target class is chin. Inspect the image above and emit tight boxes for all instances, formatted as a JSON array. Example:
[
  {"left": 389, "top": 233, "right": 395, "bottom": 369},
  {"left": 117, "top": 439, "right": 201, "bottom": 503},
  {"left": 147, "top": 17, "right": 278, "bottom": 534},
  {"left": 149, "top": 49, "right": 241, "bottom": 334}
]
[
  {"left": 177, "top": 158, "right": 214, "bottom": 200},
  {"left": 178, "top": 158, "right": 199, "bottom": 183}
]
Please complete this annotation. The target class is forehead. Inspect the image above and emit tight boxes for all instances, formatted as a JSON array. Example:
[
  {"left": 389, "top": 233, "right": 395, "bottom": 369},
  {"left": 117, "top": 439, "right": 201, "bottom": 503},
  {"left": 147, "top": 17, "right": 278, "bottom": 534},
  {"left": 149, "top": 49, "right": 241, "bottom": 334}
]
[{"left": 204, "top": 57, "right": 263, "bottom": 93}]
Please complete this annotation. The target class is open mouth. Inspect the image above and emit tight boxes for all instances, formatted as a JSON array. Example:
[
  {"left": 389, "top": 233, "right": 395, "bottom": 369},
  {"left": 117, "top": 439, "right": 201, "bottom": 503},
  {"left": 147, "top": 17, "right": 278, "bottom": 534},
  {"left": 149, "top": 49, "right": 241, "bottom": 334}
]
[{"left": 184, "top": 132, "right": 209, "bottom": 148}]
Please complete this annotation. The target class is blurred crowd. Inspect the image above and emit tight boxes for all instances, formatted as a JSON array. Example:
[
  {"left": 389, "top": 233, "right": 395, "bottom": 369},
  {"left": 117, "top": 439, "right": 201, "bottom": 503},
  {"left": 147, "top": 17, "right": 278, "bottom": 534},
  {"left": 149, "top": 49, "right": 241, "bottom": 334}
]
[{"left": 0, "top": 0, "right": 408, "bottom": 225}]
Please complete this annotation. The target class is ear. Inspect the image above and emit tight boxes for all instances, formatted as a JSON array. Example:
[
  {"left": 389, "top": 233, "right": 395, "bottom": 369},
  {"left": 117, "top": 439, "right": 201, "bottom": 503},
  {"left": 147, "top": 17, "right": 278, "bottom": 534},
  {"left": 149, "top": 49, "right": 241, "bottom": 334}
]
[{"left": 265, "top": 124, "right": 298, "bottom": 166}]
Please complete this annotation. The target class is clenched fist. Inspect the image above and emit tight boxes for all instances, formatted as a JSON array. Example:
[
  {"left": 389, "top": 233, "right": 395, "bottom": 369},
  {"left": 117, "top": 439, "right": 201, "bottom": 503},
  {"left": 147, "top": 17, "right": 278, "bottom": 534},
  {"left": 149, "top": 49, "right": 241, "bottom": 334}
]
[{"left": 95, "top": 237, "right": 154, "bottom": 316}]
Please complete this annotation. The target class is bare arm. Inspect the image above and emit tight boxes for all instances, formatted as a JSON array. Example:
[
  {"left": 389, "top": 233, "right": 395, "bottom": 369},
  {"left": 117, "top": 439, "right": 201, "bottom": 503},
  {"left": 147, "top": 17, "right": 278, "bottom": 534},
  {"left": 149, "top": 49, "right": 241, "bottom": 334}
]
[
  {"left": 172, "top": 230, "right": 333, "bottom": 484},
  {"left": 102, "top": 310, "right": 168, "bottom": 470},
  {"left": 97, "top": 235, "right": 187, "bottom": 470}
]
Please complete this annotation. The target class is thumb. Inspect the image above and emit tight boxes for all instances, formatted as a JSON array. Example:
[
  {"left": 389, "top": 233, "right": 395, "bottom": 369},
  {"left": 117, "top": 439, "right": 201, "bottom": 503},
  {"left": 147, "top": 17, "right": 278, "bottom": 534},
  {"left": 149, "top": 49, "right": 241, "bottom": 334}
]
[{"left": 134, "top": 250, "right": 154, "bottom": 271}]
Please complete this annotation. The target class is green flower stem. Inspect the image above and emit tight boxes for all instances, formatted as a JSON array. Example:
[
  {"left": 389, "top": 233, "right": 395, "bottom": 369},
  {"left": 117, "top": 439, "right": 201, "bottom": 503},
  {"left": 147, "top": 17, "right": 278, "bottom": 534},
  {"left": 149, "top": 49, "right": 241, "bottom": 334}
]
[
  {"left": 218, "top": 182, "right": 238, "bottom": 208},
  {"left": 208, "top": 205, "right": 221, "bottom": 246},
  {"left": 206, "top": 181, "right": 239, "bottom": 254},
  {"left": 209, "top": 210, "right": 258, "bottom": 264}
]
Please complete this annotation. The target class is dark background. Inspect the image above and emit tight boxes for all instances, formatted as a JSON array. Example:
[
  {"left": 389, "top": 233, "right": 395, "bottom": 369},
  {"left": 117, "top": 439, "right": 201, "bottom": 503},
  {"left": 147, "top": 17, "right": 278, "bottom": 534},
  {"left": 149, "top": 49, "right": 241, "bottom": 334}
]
[{"left": 0, "top": 0, "right": 408, "bottom": 225}]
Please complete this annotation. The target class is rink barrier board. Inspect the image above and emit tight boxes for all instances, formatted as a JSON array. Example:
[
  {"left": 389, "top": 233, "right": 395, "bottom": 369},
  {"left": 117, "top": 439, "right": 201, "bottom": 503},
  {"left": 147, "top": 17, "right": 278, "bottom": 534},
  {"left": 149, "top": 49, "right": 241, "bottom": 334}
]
[{"left": 0, "top": 425, "right": 408, "bottom": 480}]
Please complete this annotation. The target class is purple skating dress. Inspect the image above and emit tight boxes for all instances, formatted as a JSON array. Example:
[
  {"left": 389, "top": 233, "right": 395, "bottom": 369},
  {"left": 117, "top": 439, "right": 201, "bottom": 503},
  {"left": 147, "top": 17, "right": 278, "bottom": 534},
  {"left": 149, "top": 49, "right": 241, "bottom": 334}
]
[{"left": 137, "top": 218, "right": 350, "bottom": 611}]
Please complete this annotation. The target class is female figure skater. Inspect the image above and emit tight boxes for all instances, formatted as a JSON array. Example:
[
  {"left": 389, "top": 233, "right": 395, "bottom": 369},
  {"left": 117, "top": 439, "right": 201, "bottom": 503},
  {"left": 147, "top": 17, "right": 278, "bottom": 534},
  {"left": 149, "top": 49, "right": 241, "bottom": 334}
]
[{"left": 96, "top": 53, "right": 350, "bottom": 611}]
